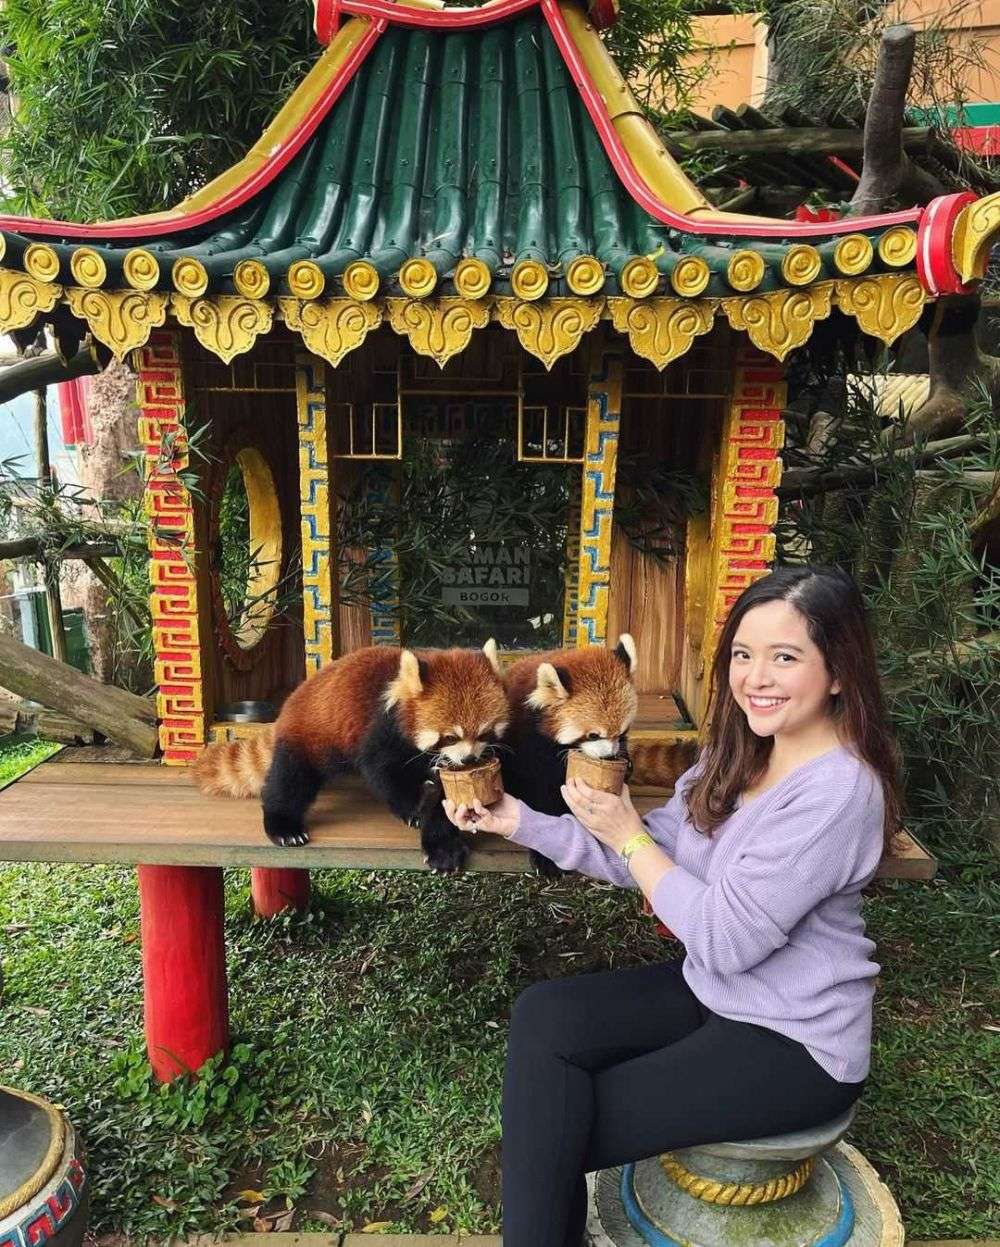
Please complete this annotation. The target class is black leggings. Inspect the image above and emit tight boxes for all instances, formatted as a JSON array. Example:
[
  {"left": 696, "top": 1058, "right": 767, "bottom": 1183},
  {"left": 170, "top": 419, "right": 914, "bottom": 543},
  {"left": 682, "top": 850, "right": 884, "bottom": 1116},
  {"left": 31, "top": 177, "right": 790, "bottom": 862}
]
[{"left": 502, "top": 959, "right": 864, "bottom": 1247}]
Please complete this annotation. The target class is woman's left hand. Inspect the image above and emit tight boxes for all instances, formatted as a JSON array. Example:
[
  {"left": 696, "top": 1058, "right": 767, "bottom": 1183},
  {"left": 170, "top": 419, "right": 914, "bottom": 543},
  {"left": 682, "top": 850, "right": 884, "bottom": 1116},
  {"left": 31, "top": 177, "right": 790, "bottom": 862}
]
[{"left": 560, "top": 778, "right": 645, "bottom": 852}]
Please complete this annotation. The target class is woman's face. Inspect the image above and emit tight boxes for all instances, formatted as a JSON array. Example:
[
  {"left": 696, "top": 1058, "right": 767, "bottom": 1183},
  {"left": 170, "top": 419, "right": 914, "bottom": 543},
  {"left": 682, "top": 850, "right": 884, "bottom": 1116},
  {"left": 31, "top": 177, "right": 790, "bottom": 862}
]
[{"left": 728, "top": 600, "right": 841, "bottom": 741}]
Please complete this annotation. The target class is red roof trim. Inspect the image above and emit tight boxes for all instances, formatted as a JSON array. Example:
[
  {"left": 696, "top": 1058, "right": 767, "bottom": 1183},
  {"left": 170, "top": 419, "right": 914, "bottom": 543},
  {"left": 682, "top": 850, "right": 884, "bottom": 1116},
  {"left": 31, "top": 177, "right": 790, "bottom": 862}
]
[
  {"left": 0, "top": 18, "right": 386, "bottom": 240},
  {"left": 339, "top": 0, "right": 541, "bottom": 28},
  {"left": 539, "top": 0, "right": 923, "bottom": 241}
]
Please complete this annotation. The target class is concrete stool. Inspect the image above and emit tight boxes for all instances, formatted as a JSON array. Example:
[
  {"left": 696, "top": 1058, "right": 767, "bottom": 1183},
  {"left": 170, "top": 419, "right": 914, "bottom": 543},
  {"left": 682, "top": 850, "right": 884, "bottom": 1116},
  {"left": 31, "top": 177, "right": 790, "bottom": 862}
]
[
  {"left": 587, "top": 1105, "right": 904, "bottom": 1247},
  {"left": 0, "top": 1086, "right": 89, "bottom": 1247}
]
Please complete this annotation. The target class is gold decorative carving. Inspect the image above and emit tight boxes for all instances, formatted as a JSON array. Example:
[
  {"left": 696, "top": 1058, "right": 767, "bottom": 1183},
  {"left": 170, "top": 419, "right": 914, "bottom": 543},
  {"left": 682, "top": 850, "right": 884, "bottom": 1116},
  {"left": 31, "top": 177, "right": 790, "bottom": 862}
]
[
  {"left": 953, "top": 191, "right": 1000, "bottom": 283},
  {"left": 288, "top": 259, "right": 327, "bottom": 299},
  {"left": 0, "top": 235, "right": 7, "bottom": 263},
  {"left": 833, "top": 234, "right": 873, "bottom": 276},
  {"left": 343, "top": 260, "right": 380, "bottom": 301},
  {"left": 65, "top": 287, "right": 168, "bottom": 359},
  {"left": 0, "top": 269, "right": 61, "bottom": 332},
  {"left": 660, "top": 1152, "right": 814, "bottom": 1206},
  {"left": 620, "top": 255, "right": 659, "bottom": 298},
  {"left": 70, "top": 247, "right": 107, "bottom": 289},
  {"left": 670, "top": 255, "right": 710, "bottom": 298},
  {"left": 511, "top": 258, "right": 549, "bottom": 301},
  {"left": 835, "top": 274, "right": 925, "bottom": 345},
  {"left": 877, "top": 226, "right": 917, "bottom": 267},
  {"left": 234, "top": 258, "right": 271, "bottom": 299},
  {"left": 607, "top": 297, "right": 714, "bottom": 370},
  {"left": 280, "top": 296, "right": 383, "bottom": 367},
  {"left": 171, "top": 293, "right": 272, "bottom": 363},
  {"left": 386, "top": 297, "right": 489, "bottom": 367},
  {"left": 726, "top": 249, "right": 765, "bottom": 292},
  {"left": 24, "top": 243, "right": 60, "bottom": 283},
  {"left": 454, "top": 257, "right": 492, "bottom": 299},
  {"left": 399, "top": 257, "right": 437, "bottom": 298},
  {"left": 722, "top": 285, "right": 833, "bottom": 361},
  {"left": 566, "top": 254, "right": 605, "bottom": 296},
  {"left": 780, "top": 243, "right": 822, "bottom": 286},
  {"left": 495, "top": 297, "right": 603, "bottom": 369},
  {"left": 172, "top": 256, "right": 209, "bottom": 297},
  {"left": 124, "top": 248, "right": 161, "bottom": 291}
]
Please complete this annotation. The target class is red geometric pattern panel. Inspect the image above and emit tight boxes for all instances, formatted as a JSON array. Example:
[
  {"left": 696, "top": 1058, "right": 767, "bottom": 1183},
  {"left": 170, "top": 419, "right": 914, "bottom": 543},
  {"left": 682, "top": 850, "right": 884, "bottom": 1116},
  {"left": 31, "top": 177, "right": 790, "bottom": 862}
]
[
  {"left": 136, "top": 331, "right": 204, "bottom": 764},
  {"left": 710, "top": 347, "right": 786, "bottom": 640}
]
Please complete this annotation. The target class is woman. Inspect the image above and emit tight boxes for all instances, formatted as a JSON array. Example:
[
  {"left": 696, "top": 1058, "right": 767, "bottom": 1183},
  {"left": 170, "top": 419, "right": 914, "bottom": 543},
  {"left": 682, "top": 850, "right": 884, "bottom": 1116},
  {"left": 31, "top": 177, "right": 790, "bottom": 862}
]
[{"left": 443, "top": 565, "right": 902, "bottom": 1247}]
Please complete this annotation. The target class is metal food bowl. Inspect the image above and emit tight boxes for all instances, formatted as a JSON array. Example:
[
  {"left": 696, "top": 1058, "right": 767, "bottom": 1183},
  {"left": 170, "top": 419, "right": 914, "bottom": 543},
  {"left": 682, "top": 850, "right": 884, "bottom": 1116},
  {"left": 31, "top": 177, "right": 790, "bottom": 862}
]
[{"left": 216, "top": 700, "right": 277, "bottom": 724}]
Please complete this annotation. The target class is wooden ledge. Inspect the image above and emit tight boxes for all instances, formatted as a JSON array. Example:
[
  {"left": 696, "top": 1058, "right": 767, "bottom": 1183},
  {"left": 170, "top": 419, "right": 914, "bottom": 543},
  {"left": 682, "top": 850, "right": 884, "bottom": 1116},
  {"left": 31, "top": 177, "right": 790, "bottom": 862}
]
[{"left": 0, "top": 757, "right": 936, "bottom": 879}]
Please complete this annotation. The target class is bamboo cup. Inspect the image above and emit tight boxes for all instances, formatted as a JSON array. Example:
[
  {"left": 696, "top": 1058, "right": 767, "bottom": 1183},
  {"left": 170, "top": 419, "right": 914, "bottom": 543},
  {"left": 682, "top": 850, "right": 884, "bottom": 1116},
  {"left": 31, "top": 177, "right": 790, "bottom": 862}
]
[
  {"left": 565, "top": 749, "right": 629, "bottom": 795},
  {"left": 438, "top": 756, "right": 504, "bottom": 808}
]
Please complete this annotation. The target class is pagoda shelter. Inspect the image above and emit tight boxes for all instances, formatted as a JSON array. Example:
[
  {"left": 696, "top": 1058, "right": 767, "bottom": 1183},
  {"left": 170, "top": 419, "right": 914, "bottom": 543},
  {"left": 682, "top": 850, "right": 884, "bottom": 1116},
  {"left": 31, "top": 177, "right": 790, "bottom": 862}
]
[{"left": 2, "top": 0, "right": 999, "bottom": 772}]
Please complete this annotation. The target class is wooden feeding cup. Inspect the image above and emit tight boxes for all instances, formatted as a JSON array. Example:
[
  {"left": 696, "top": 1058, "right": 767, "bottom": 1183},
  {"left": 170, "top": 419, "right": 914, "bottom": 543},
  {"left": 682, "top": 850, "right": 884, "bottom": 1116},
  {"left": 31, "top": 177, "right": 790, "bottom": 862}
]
[
  {"left": 438, "top": 756, "right": 504, "bottom": 808},
  {"left": 566, "top": 749, "right": 629, "bottom": 795}
]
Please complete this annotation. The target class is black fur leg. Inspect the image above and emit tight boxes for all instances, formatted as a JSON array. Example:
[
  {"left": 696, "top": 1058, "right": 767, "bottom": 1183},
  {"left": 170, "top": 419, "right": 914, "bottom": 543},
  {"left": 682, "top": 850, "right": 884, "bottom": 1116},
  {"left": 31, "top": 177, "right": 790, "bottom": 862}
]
[
  {"left": 530, "top": 849, "right": 564, "bottom": 879},
  {"left": 409, "top": 775, "right": 443, "bottom": 828},
  {"left": 421, "top": 811, "right": 470, "bottom": 875},
  {"left": 262, "top": 741, "right": 324, "bottom": 846}
]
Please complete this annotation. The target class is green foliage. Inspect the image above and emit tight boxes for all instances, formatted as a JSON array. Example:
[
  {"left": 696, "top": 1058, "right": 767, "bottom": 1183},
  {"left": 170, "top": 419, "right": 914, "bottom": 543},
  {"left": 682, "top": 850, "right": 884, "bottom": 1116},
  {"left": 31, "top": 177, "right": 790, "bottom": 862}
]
[
  {"left": 0, "top": 851, "right": 996, "bottom": 1238},
  {"left": 605, "top": 0, "right": 719, "bottom": 123},
  {"left": 0, "top": 735, "right": 60, "bottom": 787},
  {"left": 778, "top": 372, "right": 1000, "bottom": 860},
  {"left": 0, "top": 0, "right": 315, "bottom": 219}
]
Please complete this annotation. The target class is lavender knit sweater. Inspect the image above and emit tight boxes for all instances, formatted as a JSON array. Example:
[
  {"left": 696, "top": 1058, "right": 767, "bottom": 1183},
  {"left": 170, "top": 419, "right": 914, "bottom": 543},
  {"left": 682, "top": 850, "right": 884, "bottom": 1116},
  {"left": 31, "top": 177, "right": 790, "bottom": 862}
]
[{"left": 510, "top": 745, "right": 885, "bottom": 1082}]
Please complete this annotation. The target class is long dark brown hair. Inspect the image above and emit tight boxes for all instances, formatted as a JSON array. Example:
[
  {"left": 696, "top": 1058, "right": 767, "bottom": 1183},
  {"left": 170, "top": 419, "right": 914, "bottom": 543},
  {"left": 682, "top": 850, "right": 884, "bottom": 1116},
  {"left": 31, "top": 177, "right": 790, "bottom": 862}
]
[{"left": 686, "top": 565, "right": 903, "bottom": 857}]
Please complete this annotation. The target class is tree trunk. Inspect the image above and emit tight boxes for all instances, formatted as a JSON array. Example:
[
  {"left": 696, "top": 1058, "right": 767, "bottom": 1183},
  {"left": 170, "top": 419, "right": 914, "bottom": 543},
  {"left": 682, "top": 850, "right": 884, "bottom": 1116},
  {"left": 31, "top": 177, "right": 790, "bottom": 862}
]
[{"left": 0, "top": 630, "right": 157, "bottom": 755}]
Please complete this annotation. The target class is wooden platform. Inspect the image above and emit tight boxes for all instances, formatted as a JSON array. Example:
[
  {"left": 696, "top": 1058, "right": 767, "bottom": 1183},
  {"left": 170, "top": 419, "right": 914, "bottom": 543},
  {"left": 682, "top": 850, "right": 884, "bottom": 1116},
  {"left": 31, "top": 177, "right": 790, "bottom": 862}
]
[{"left": 0, "top": 755, "right": 936, "bottom": 878}]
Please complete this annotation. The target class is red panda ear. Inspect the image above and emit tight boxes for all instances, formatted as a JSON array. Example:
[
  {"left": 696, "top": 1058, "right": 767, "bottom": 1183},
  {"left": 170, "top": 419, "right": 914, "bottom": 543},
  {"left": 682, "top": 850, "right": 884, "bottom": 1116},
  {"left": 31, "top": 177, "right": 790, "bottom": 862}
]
[
  {"left": 614, "top": 633, "right": 638, "bottom": 676},
  {"left": 527, "top": 662, "right": 571, "bottom": 710},
  {"left": 483, "top": 638, "right": 502, "bottom": 677},
  {"left": 386, "top": 649, "right": 424, "bottom": 706}
]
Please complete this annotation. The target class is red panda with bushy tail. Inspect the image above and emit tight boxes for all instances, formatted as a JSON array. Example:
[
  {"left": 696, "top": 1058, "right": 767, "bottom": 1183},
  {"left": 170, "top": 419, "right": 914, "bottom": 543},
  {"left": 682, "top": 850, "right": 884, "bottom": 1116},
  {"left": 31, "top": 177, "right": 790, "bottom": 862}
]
[{"left": 194, "top": 642, "right": 509, "bottom": 873}]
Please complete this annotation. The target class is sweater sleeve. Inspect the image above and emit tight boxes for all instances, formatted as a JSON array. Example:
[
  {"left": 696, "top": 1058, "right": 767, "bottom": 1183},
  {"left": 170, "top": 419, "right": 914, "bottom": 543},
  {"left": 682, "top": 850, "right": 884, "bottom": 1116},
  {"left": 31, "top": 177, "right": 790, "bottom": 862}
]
[
  {"left": 650, "top": 766, "right": 884, "bottom": 976},
  {"left": 508, "top": 763, "right": 701, "bottom": 886}
]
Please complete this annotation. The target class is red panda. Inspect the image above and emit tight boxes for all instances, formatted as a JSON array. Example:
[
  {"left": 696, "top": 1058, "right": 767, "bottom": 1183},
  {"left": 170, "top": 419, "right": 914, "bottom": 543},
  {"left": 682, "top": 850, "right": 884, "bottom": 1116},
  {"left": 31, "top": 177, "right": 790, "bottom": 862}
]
[
  {"left": 501, "top": 635, "right": 639, "bottom": 875},
  {"left": 193, "top": 642, "right": 509, "bottom": 872}
]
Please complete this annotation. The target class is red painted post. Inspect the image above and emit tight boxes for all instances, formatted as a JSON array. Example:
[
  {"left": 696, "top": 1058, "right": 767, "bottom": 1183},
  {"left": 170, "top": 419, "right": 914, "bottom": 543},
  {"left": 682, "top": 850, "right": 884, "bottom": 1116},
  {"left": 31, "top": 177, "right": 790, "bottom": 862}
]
[
  {"left": 250, "top": 867, "right": 311, "bottom": 917},
  {"left": 138, "top": 864, "right": 229, "bottom": 1082}
]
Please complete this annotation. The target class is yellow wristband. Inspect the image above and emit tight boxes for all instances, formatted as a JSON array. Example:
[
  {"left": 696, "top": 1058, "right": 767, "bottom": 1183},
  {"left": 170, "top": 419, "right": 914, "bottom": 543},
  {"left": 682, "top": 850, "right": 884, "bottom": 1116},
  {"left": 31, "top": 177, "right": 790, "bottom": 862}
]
[{"left": 620, "top": 830, "right": 656, "bottom": 865}]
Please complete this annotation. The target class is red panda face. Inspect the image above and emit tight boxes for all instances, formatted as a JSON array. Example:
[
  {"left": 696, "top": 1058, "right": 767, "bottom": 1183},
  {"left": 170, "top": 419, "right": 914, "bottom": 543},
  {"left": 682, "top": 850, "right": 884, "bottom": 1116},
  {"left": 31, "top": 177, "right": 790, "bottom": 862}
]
[
  {"left": 527, "top": 634, "right": 638, "bottom": 758},
  {"left": 386, "top": 640, "right": 510, "bottom": 766}
]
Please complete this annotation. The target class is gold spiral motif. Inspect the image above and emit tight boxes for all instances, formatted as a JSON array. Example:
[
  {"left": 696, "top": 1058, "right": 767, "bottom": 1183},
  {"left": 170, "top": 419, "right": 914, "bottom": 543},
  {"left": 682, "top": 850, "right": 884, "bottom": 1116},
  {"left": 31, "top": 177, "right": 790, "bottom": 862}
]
[
  {"left": 566, "top": 254, "right": 605, "bottom": 296},
  {"left": 343, "top": 260, "right": 379, "bottom": 301},
  {"left": 399, "top": 257, "right": 437, "bottom": 298},
  {"left": 511, "top": 258, "right": 549, "bottom": 301},
  {"left": 496, "top": 296, "right": 603, "bottom": 368},
  {"left": 878, "top": 226, "right": 917, "bottom": 267},
  {"left": 0, "top": 269, "right": 62, "bottom": 332},
  {"left": 24, "top": 243, "right": 60, "bottom": 283},
  {"left": 781, "top": 244, "right": 822, "bottom": 286},
  {"left": 659, "top": 1152, "right": 814, "bottom": 1206},
  {"left": 833, "top": 234, "right": 874, "bottom": 276},
  {"left": 234, "top": 259, "right": 271, "bottom": 299},
  {"left": 608, "top": 297, "right": 714, "bottom": 369},
  {"left": 834, "top": 274, "right": 925, "bottom": 345},
  {"left": 65, "top": 287, "right": 168, "bottom": 360},
  {"left": 726, "top": 249, "right": 765, "bottom": 292},
  {"left": 387, "top": 296, "right": 490, "bottom": 367},
  {"left": 171, "top": 293, "right": 272, "bottom": 364},
  {"left": 288, "top": 260, "right": 326, "bottom": 300},
  {"left": 123, "top": 248, "right": 161, "bottom": 291},
  {"left": 453, "top": 257, "right": 492, "bottom": 300},
  {"left": 172, "top": 257, "right": 209, "bottom": 298},
  {"left": 70, "top": 247, "right": 107, "bottom": 288},
  {"left": 723, "top": 285, "right": 833, "bottom": 360},
  {"left": 280, "top": 296, "right": 383, "bottom": 368},
  {"left": 621, "top": 256, "right": 659, "bottom": 298},
  {"left": 670, "top": 256, "right": 710, "bottom": 298}
]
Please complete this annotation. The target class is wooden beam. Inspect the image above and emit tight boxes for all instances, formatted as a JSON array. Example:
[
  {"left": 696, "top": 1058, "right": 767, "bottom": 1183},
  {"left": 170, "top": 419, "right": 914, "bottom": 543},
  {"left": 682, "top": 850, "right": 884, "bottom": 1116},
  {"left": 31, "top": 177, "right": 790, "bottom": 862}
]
[
  {"left": 0, "top": 632, "right": 158, "bottom": 756},
  {"left": 664, "top": 124, "right": 935, "bottom": 157}
]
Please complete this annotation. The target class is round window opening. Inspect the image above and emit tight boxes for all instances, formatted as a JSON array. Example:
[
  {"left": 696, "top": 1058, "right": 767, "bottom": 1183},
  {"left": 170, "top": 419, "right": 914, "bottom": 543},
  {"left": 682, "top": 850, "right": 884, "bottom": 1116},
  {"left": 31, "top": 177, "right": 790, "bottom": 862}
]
[{"left": 215, "top": 447, "right": 283, "bottom": 651}]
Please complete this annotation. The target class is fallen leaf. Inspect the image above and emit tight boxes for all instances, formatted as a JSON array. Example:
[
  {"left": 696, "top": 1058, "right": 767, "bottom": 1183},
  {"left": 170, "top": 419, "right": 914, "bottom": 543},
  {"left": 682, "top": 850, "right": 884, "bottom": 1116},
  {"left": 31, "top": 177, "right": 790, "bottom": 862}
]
[
  {"left": 4, "top": 923, "right": 28, "bottom": 934},
  {"left": 485, "top": 1020, "right": 499, "bottom": 1029},
  {"left": 236, "top": 1207, "right": 261, "bottom": 1222},
  {"left": 403, "top": 1171, "right": 433, "bottom": 1201},
  {"left": 429, "top": 1206, "right": 449, "bottom": 1224},
  {"left": 981, "top": 1023, "right": 1000, "bottom": 1032},
  {"left": 335, "top": 1167, "right": 345, "bottom": 1183},
  {"left": 24, "top": 1007, "right": 51, "bottom": 1017},
  {"left": 271, "top": 1210, "right": 295, "bottom": 1232},
  {"left": 361, "top": 1222, "right": 393, "bottom": 1233},
  {"left": 235, "top": 1190, "right": 267, "bottom": 1204},
  {"left": 311, "top": 1212, "right": 339, "bottom": 1227},
  {"left": 251, "top": 1217, "right": 272, "bottom": 1233},
  {"left": 151, "top": 1196, "right": 178, "bottom": 1210}
]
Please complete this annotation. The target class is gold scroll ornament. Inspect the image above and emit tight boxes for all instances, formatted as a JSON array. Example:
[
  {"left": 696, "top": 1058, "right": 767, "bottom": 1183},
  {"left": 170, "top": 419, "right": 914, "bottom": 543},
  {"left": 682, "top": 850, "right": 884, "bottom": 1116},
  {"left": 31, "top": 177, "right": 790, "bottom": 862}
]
[
  {"left": 607, "top": 297, "right": 714, "bottom": 370},
  {"left": 280, "top": 297, "right": 383, "bottom": 368},
  {"left": 387, "top": 297, "right": 491, "bottom": 368},
  {"left": 834, "top": 274, "right": 925, "bottom": 346},
  {"left": 0, "top": 269, "right": 61, "bottom": 333},
  {"left": 495, "top": 297, "right": 604, "bottom": 370},
  {"left": 171, "top": 294, "right": 273, "bottom": 364},
  {"left": 722, "top": 285, "right": 833, "bottom": 361},
  {"left": 65, "top": 287, "right": 168, "bottom": 360}
]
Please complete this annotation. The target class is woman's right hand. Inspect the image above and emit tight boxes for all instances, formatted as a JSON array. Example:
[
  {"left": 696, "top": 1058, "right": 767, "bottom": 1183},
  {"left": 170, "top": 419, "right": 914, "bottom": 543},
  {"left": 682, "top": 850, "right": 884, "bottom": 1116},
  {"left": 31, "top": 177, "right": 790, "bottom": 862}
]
[{"left": 443, "top": 792, "right": 521, "bottom": 839}]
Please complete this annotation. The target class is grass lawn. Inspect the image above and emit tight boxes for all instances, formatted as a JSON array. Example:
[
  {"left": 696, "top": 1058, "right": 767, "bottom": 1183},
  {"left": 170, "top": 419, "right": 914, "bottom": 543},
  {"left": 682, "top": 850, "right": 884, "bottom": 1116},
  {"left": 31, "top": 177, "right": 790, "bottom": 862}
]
[
  {"left": 0, "top": 741, "right": 997, "bottom": 1239},
  {"left": 0, "top": 733, "right": 60, "bottom": 787}
]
